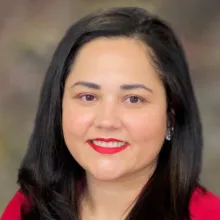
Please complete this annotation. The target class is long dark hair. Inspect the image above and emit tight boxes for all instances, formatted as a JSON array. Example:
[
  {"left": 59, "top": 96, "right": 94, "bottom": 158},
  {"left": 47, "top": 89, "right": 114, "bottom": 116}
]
[{"left": 18, "top": 7, "right": 203, "bottom": 220}]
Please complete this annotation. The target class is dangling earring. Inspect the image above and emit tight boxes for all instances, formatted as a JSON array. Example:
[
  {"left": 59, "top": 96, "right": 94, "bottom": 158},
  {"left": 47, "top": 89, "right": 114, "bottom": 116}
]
[{"left": 165, "top": 126, "right": 174, "bottom": 141}]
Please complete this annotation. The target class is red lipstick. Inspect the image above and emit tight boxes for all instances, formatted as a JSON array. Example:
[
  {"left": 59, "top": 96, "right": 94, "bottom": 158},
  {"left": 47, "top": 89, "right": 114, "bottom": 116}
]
[
  {"left": 93, "top": 138, "right": 124, "bottom": 142},
  {"left": 88, "top": 138, "right": 129, "bottom": 154}
]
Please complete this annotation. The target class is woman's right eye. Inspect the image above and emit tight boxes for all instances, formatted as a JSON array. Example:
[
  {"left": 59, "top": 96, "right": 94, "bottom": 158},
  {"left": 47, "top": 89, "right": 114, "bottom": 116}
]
[{"left": 78, "top": 94, "right": 97, "bottom": 102}]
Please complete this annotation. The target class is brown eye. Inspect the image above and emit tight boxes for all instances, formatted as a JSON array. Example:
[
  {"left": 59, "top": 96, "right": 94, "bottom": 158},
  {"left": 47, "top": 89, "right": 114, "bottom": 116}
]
[
  {"left": 130, "top": 96, "right": 139, "bottom": 103},
  {"left": 80, "top": 94, "right": 96, "bottom": 102},
  {"left": 125, "top": 96, "right": 144, "bottom": 103}
]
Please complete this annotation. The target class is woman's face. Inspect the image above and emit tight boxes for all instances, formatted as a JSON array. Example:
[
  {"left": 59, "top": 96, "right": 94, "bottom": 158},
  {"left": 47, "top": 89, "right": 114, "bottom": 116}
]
[{"left": 62, "top": 37, "right": 167, "bottom": 181}]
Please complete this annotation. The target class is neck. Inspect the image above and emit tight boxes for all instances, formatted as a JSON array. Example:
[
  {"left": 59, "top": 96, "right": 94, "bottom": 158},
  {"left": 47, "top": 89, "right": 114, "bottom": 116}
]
[{"left": 80, "top": 165, "right": 155, "bottom": 220}]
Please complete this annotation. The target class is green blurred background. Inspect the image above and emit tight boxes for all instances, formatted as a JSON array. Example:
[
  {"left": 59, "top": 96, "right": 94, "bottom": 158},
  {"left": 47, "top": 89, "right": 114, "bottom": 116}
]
[{"left": 0, "top": 0, "right": 220, "bottom": 213}]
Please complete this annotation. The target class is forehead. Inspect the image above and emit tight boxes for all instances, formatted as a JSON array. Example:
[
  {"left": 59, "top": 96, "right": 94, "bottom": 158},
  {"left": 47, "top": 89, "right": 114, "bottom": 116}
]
[
  {"left": 68, "top": 37, "right": 162, "bottom": 87},
  {"left": 72, "top": 37, "right": 152, "bottom": 69}
]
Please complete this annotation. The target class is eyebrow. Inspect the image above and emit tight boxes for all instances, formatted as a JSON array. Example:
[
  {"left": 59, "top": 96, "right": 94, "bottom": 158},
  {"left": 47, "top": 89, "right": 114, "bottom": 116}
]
[
  {"left": 120, "top": 84, "right": 153, "bottom": 93},
  {"left": 71, "top": 81, "right": 100, "bottom": 89},
  {"left": 71, "top": 81, "right": 153, "bottom": 93}
]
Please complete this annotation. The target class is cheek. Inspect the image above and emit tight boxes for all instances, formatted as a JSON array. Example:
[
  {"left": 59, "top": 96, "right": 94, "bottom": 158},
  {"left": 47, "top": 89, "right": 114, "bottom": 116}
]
[
  {"left": 123, "top": 107, "right": 167, "bottom": 142},
  {"left": 122, "top": 107, "right": 167, "bottom": 168},
  {"left": 62, "top": 101, "right": 94, "bottom": 139}
]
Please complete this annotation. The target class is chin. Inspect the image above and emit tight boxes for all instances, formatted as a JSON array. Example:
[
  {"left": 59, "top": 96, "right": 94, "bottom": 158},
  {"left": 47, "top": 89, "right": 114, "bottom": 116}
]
[{"left": 86, "top": 167, "right": 125, "bottom": 181}]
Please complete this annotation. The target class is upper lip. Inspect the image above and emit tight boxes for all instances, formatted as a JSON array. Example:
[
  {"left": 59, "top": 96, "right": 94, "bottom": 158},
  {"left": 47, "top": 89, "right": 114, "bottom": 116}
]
[{"left": 90, "top": 138, "right": 126, "bottom": 143}]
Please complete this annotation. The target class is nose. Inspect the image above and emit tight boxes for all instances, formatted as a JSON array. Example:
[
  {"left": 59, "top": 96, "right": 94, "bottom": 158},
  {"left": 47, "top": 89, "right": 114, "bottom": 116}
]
[{"left": 94, "top": 101, "right": 122, "bottom": 130}]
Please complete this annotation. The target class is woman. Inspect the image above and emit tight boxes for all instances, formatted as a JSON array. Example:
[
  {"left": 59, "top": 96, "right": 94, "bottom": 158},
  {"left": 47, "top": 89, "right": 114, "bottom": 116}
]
[{"left": 1, "top": 7, "right": 220, "bottom": 220}]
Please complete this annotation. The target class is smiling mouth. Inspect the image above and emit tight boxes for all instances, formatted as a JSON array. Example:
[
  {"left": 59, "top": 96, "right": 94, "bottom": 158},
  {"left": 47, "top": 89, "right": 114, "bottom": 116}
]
[
  {"left": 87, "top": 138, "right": 129, "bottom": 154},
  {"left": 90, "top": 140, "right": 127, "bottom": 148}
]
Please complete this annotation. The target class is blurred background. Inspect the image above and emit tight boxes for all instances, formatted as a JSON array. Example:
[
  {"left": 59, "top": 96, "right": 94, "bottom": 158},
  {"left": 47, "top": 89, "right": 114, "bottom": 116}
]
[{"left": 0, "top": 0, "right": 220, "bottom": 213}]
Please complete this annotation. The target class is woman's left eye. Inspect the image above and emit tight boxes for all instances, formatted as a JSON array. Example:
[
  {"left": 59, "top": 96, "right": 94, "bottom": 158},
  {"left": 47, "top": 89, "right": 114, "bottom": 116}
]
[{"left": 124, "top": 96, "right": 145, "bottom": 103}]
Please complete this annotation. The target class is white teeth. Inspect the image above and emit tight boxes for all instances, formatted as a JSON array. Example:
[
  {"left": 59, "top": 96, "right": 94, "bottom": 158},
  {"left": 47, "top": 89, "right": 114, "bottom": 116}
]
[{"left": 92, "top": 140, "right": 126, "bottom": 148}]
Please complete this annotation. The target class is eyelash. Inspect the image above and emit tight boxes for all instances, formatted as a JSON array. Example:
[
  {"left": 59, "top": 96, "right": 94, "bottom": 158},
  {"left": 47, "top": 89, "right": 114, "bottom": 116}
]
[{"left": 76, "top": 93, "right": 146, "bottom": 104}]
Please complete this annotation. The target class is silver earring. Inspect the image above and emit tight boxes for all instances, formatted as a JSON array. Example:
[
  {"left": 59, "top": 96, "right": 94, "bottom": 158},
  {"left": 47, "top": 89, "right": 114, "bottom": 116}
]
[{"left": 165, "top": 126, "right": 173, "bottom": 141}]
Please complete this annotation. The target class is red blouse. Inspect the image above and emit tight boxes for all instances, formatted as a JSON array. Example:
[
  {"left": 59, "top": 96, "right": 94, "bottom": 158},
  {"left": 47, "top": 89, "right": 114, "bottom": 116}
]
[{"left": 1, "top": 188, "right": 220, "bottom": 219}]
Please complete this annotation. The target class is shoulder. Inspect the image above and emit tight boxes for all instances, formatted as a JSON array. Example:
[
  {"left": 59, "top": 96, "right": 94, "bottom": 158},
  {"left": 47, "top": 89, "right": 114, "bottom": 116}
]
[
  {"left": 190, "top": 187, "right": 220, "bottom": 220},
  {"left": 1, "top": 190, "right": 29, "bottom": 220}
]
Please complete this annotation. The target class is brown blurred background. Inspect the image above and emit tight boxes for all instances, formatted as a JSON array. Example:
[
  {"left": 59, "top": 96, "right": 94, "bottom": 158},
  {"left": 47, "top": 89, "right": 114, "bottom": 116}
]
[{"left": 0, "top": 0, "right": 220, "bottom": 213}]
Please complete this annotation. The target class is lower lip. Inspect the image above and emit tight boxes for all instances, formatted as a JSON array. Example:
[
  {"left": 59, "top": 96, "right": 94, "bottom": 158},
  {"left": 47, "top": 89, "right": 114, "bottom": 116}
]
[{"left": 88, "top": 141, "right": 129, "bottom": 154}]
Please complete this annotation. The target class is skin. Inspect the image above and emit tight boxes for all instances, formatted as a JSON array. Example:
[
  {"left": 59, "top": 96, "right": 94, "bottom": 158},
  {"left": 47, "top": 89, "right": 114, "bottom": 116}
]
[{"left": 62, "top": 37, "right": 167, "bottom": 219}]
